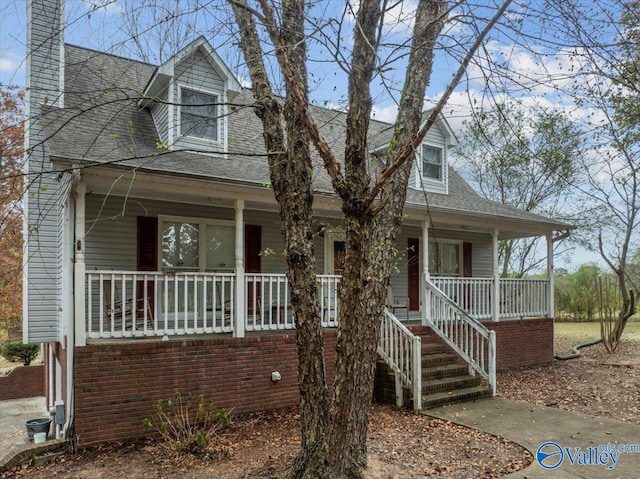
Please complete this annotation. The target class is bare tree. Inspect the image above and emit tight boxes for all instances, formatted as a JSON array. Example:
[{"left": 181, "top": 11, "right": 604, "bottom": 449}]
[
  {"left": 454, "top": 100, "right": 584, "bottom": 277},
  {"left": 546, "top": 0, "right": 640, "bottom": 345},
  {"left": 229, "top": 1, "right": 512, "bottom": 477}
]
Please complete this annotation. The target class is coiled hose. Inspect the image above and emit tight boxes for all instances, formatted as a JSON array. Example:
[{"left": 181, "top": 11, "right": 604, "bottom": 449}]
[{"left": 554, "top": 338, "right": 603, "bottom": 360}]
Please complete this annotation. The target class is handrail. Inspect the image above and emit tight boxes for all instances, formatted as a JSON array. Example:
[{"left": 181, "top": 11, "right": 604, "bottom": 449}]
[
  {"left": 378, "top": 308, "right": 422, "bottom": 411},
  {"left": 426, "top": 279, "right": 496, "bottom": 396}
]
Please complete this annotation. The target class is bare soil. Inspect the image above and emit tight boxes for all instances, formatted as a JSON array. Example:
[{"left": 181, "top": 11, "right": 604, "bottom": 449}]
[{"left": 3, "top": 325, "right": 639, "bottom": 479}]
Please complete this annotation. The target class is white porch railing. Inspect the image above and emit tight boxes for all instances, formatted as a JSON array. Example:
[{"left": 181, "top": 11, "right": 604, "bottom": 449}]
[
  {"left": 426, "top": 279, "right": 496, "bottom": 395},
  {"left": 87, "top": 271, "right": 341, "bottom": 338},
  {"left": 86, "top": 271, "right": 236, "bottom": 339},
  {"left": 499, "top": 278, "right": 548, "bottom": 319},
  {"left": 244, "top": 273, "right": 341, "bottom": 331},
  {"left": 245, "top": 274, "right": 293, "bottom": 331},
  {"left": 378, "top": 309, "right": 422, "bottom": 411},
  {"left": 430, "top": 276, "right": 549, "bottom": 320},
  {"left": 430, "top": 277, "right": 494, "bottom": 320}
]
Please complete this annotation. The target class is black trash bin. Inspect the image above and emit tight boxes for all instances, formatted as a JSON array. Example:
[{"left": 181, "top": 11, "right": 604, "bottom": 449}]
[{"left": 25, "top": 418, "right": 51, "bottom": 440}]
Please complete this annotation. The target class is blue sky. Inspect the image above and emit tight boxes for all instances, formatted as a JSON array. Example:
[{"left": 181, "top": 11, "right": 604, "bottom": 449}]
[{"left": 1, "top": 0, "right": 622, "bottom": 269}]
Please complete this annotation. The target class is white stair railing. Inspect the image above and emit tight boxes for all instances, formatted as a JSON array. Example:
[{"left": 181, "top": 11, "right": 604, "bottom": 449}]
[
  {"left": 426, "top": 279, "right": 496, "bottom": 396},
  {"left": 378, "top": 308, "right": 422, "bottom": 411}
]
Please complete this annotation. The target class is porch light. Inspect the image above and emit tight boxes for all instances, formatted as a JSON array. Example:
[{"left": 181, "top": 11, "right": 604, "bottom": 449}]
[{"left": 271, "top": 371, "right": 281, "bottom": 382}]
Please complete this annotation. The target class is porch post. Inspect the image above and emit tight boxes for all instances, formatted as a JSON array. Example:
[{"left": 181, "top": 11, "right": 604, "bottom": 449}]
[
  {"left": 492, "top": 229, "right": 500, "bottom": 322},
  {"left": 234, "top": 199, "right": 245, "bottom": 338},
  {"left": 547, "top": 232, "right": 554, "bottom": 318},
  {"left": 73, "top": 181, "right": 86, "bottom": 346},
  {"left": 422, "top": 219, "right": 430, "bottom": 325}
]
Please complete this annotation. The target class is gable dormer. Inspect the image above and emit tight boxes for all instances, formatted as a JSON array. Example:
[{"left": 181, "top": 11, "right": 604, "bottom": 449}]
[
  {"left": 410, "top": 113, "right": 457, "bottom": 194},
  {"left": 140, "top": 36, "right": 241, "bottom": 154}
]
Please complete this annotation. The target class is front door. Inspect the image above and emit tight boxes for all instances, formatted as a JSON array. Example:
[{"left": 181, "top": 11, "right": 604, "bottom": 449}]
[
  {"left": 408, "top": 238, "right": 420, "bottom": 310},
  {"left": 245, "top": 225, "right": 262, "bottom": 315}
]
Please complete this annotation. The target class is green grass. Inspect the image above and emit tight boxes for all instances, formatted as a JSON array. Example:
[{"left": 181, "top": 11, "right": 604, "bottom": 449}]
[{"left": 555, "top": 321, "right": 640, "bottom": 342}]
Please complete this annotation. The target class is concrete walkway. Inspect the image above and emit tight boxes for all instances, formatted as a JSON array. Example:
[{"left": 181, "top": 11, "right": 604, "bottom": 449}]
[
  {"left": 428, "top": 397, "right": 640, "bottom": 478},
  {"left": 0, "top": 396, "right": 61, "bottom": 469}
]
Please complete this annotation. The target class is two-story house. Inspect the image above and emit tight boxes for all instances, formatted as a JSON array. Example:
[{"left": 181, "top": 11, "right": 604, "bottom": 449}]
[{"left": 24, "top": 0, "right": 571, "bottom": 445}]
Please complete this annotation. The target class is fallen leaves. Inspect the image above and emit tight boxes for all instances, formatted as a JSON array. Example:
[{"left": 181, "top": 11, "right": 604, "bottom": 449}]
[{"left": 499, "top": 338, "right": 640, "bottom": 426}]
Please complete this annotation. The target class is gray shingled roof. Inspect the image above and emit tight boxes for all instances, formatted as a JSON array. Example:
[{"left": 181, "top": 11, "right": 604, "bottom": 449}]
[{"left": 43, "top": 44, "right": 570, "bottom": 232}]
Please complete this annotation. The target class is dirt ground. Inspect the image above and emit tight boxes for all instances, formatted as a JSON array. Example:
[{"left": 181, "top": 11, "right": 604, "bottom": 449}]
[{"left": 3, "top": 324, "right": 639, "bottom": 479}]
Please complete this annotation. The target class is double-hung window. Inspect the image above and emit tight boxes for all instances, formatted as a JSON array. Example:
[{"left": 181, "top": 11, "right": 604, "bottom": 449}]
[
  {"left": 422, "top": 145, "right": 443, "bottom": 181},
  {"left": 428, "top": 240, "right": 461, "bottom": 276},
  {"left": 161, "top": 217, "right": 234, "bottom": 272},
  {"left": 180, "top": 88, "right": 219, "bottom": 141}
]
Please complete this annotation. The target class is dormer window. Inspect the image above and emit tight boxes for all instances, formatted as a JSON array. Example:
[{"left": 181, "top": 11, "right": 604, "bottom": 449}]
[
  {"left": 422, "top": 145, "right": 443, "bottom": 181},
  {"left": 180, "top": 87, "right": 219, "bottom": 141}
]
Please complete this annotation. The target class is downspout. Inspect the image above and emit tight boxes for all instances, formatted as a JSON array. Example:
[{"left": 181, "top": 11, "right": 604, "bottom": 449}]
[{"left": 65, "top": 174, "right": 85, "bottom": 441}]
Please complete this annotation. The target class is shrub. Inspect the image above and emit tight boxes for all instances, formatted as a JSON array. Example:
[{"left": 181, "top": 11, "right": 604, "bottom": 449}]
[
  {"left": 143, "top": 391, "right": 232, "bottom": 455},
  {"left": 0, "top": 340, "right": 39, "bottom": 366}
]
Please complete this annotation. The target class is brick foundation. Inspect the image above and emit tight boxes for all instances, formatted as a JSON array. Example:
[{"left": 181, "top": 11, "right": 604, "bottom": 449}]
[
  {"left": 73, "top": 332, "right": 337, "bottom": 446},
  {"left": 0, "top": 364, "right": 45, "bottom": 400},
  {"left": 68, "top": 318, "right": 552, "bottom": 446},
  {"left": 487, "top": 318, "right": 554, "bottom": 370}
]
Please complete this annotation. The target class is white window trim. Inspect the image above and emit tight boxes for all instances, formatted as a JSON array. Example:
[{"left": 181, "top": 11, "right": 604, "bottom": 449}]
[
  {"left": 429, "top": 238, "right": 463, "bottom": 276},
  {"left": 416, "top": 142, "right": 448, "bottom": 193},
  {"left": 158, "top": 215, "right": 235, "bottom": 272},
  {"left": 177, "top": 84, "right": 224, "bottom": 146}
]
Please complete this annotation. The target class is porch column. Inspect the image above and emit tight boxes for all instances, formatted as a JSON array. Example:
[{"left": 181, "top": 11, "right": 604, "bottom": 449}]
[
  {"left": 73, "top": 181, "right": 86, "bottom": 346},
  {"left": 234, "top": 199, "right": 245, "bottom": 338},
  {"left": 422, "top": 219, "right": 430, "bottom": 325},
  {"left": 492, "top": 229, "right": 500, "bottom": 322},
  {"left": 547, "top": 232, "right": 554, "bottom": 318}
]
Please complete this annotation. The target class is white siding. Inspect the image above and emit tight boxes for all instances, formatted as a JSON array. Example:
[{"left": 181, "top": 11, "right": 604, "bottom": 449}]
[
  {"left": 172, "top": 49, "right": 227, "bottom": 153},
  {"left": 151, "top": 90, "right": 169, "bottom": 146},
  {"left": 411, "top": 123, "right": 448, "bottom": 194},
  {"left": 25, "top": 0, "right": 65, "bottom": 343},
  {"left": 85, "top": 196, "right": 234, "bottom": 270}
]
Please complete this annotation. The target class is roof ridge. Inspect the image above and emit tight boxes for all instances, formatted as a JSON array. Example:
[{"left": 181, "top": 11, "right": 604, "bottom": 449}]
[{"left": 65, "top": 43, "right": 158, "bottom": 68}]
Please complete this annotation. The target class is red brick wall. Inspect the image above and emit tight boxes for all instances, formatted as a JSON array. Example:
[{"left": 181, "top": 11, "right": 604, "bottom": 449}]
[
  {"left": 411, "top": 319, "right": 553, "bottom": 370},
  {"left": 73, "top": 332, "right": 337, "bottom": 446},
  {"left": 488, "top": 318, "right": 554, "bottom": 370},
  {"left": 0, "top": 364, "right": 45, "bottom": 400}
]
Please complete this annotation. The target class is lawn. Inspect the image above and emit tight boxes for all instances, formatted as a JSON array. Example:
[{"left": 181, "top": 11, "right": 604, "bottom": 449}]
[{"left": 555, "top": 319, "right": 640, "bottom": 341}]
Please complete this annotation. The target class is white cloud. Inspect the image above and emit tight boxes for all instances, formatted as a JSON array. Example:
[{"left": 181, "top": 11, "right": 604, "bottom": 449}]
[
  {"left": 371, "top": 104, "right": 398, "bottom": 124},
  {"left": 0, "top": 58, "right": 17, "bottom": 72}
]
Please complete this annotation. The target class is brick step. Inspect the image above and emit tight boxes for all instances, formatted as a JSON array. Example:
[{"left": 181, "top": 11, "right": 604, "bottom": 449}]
[
  {"left": 422, "top": 385, "right": 492, "bottom": 409},
  {"left": 422, "top": 363, "right": 470, "bottom": 380},
  {"left": 420, "top": 342, "right": 448, "bottom": 355},
  {"left": 421, "top": 352, "right": 458, "bottom": 367},
  {"left": 422, "top": 374, "right": 481, "bottom": 394}
]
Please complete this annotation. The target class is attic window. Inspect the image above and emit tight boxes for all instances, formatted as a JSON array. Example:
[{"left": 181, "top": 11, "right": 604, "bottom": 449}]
[
  {"left": 422, "top": 145, "right": 443, "bottom": 181},
  {"left": 180, "top": 88, "right": 219, "bottom": 141}
]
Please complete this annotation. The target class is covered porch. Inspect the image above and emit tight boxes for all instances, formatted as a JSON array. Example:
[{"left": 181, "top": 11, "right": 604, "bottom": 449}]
[{"left": 71, "top": 169, "right": 559, "bottom": 345}]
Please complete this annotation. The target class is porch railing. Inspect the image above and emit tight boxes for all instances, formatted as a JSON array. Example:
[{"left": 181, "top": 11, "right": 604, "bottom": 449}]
[
  {"left": 244, "top": 273, "right": 341, "bottom": 331},
  {"left": 86, "top": 271, "right": 341, "bottom": 338},
  {"left": 431, "top": 276, "right": 549, "bottom": 320},
  {"left": 430, "top": 277, "right": 494, "bottom": 320},
  {"left": 500, "top": 278, "right": 548, "bottom": 319},
  {"left": 378, "top": 308, "right": 422, "bottom": 410},
  {"left": 86, "top": 271, "right": 235, "bottom": 339},
  {"left": 426, "top": 279, "right": 496, "bottom": 395}
]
